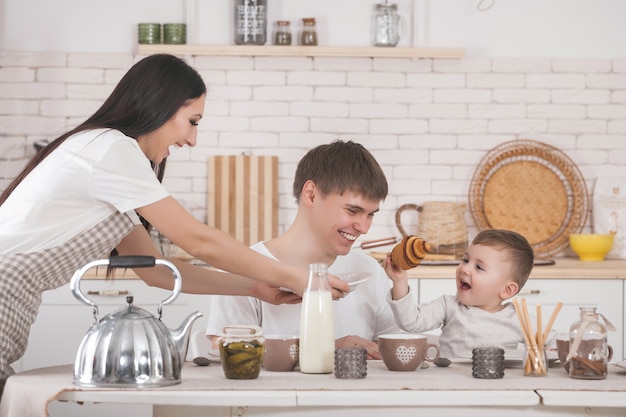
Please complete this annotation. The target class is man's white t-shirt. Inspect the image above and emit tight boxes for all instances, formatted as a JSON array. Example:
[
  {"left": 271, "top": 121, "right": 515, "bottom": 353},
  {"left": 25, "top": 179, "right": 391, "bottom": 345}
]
[{"left": 0, "top": 128, "right": 169, "bottom": 254}]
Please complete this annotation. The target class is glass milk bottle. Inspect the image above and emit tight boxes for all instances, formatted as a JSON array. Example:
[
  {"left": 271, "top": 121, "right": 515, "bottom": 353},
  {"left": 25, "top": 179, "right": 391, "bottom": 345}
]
[
  {"left": 299, "top": 263, "right": 335, "bottom": 373},
  {"left": 568, "top": 306, "right": 609, "bottom": 379}
]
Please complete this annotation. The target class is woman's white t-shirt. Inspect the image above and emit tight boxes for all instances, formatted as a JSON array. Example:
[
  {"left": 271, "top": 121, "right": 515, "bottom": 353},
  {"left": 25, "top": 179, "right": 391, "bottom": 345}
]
[{"left": 0, "top": 128, "right": 170, "bottom": 254}]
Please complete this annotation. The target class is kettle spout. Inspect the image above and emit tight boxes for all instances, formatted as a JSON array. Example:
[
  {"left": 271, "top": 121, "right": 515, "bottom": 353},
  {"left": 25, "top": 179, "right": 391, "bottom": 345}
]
[{"left": 170, "top": 311, "right": 203, "bottom": 363}]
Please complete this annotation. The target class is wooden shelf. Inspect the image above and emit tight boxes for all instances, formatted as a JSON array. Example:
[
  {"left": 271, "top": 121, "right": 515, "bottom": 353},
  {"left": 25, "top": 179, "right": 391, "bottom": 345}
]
[{"left": 137, "top": 44, "right": 464, "bottom": 59}]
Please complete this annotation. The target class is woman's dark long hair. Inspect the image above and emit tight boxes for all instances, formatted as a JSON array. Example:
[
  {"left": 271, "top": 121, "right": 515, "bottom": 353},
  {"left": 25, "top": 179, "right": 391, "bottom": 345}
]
[{"left": 0, "top": 54, "right": 207, "bottom": 231}]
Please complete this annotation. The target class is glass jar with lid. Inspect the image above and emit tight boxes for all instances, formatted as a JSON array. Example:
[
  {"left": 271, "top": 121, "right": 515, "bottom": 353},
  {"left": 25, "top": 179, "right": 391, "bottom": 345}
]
[
  {"left": 273, "top": 20, "right": 292, "bottom": 45},
  {"left": 372, "top": 2, "right": 404, "bottom": 47},
  {"left": 300, "top": 18, "right": 318, "bottom": 46},
  {"left": 568, "top": 307, "right": 610, "bottom": 379},
  {"left": 219, "top": 325, "right": 265, "bottom": 379}
]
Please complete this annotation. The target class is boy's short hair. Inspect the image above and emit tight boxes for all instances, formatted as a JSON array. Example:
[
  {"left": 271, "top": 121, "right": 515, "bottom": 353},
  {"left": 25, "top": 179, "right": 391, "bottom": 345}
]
[
  {"left": 471, "top": 229, "right": 534, "bottom": 289},
  {"left": 293, "top": 140, "right": 388, "bottom": 202}
]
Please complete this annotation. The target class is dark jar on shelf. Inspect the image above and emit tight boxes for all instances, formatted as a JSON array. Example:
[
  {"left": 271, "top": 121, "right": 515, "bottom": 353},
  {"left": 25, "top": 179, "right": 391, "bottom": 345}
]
[
  {"left": 300, "top": 17, "right": 318, "bottom": 46},
  {"left": 234, "top": 0, "right": 267, "bottom": 45},
  {"left": 273, "top": 20, "right": 292, "bottom": 45}
]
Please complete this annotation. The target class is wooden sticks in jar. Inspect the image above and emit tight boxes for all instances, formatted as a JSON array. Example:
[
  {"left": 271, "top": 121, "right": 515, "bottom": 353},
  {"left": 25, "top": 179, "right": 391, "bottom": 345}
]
[{"left": 513, "top": 298, "right": 563, "bottom": 376}]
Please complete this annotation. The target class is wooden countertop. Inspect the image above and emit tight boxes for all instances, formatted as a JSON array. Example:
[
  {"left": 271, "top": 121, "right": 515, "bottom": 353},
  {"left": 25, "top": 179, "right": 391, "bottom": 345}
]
[
  {"left": 407, "top": 258, "right": 626, "bottom": 280},
  {"left": 82, "top": 257, "right": 626, "bottom": 281}
]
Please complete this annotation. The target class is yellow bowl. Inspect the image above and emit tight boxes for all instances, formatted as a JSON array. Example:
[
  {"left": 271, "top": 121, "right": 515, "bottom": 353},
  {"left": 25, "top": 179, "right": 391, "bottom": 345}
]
[{"left": 569, "top": 234, "right": 614, "bottom": 261}]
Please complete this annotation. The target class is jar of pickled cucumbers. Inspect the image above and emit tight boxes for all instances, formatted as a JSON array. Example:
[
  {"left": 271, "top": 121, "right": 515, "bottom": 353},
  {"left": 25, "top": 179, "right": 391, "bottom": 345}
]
[{"left": 219, "top": 325, "right": 265, "bottom": 379}]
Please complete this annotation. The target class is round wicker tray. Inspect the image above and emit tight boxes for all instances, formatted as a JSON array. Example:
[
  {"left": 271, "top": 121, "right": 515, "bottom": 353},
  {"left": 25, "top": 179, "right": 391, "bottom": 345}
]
[{"left": 468, "top": 140, "right": 589, "bottom": 258}]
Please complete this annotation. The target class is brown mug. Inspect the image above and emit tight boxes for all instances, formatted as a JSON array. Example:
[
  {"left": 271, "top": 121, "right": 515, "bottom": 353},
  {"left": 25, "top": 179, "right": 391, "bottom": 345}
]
[
  {"left": 378, "top": 334, "right": 440, "bottom": 371},
  {"left": 556, "top": 334, "right": 613, "bottom": 373},
  {"left": 262, "top": 335, "right": 299, "bottom": 372}
]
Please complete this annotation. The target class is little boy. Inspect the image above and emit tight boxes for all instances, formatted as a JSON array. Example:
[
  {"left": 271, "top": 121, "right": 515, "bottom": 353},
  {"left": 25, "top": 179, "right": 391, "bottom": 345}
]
[{"left": 383, "top": 229, "right": 534, "bottom": 358}]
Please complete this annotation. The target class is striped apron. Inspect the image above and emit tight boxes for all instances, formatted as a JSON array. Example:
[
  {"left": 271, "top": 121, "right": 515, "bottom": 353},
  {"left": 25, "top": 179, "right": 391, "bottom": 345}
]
[{"left": 0, "top": 212, "right": 135, "bottom": 395}]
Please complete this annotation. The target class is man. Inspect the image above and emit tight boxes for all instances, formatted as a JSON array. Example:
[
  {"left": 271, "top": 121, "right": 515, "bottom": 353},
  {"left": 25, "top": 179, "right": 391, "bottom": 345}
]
[{"left": 206, "top": 140, "right": 401, "bottom": 359}]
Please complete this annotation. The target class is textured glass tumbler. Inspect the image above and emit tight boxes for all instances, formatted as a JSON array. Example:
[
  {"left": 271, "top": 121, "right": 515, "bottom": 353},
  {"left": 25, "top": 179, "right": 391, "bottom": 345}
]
[
  {"left": 334, "top": 347, "right": 367, "bottom": 379},
  {"left": 472, "top": 347, "right": 505, "bottom": 379},
  {"left": 164, "top": 23, "right": 187, "bottom": 44},
  {"left": 138, "top": 23, "right": 162, "bottom": 44}
]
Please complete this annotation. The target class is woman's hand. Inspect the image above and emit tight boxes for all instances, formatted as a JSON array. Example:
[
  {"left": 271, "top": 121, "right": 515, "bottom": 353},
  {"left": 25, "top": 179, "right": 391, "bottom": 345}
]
[
  {"left": 336, "top": 335, "right": 382, "bottom": 360},
  {"left": 252, "top": 282, "right": 302, "bottom": 305}
]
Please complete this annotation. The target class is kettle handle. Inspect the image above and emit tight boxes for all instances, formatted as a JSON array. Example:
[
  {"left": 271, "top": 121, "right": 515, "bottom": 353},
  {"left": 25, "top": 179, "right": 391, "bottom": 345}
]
[
  {"left": 395, "top": 203, "right": 422, "bottom": 237},
  {"left": 70, "top": 256, "right": 183, "bottom": 313}
]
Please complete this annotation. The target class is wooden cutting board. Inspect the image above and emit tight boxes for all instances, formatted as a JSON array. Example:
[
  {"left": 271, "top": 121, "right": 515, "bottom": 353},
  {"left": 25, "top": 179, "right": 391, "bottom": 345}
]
[{"left": 207, "top": 155, "right": 279, "bottom": 246}]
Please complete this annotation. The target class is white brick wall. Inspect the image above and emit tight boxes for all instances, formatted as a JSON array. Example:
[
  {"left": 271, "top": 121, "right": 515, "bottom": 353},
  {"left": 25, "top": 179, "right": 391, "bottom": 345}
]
[{"left": 1, "top": 52, "right": 625, "bottom": 248}]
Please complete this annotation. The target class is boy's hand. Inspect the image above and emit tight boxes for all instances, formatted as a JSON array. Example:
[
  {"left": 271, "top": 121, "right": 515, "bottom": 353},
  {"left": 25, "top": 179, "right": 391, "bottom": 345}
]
[{"left": 382, "top": 253, "right": 410, "bottom": 300}]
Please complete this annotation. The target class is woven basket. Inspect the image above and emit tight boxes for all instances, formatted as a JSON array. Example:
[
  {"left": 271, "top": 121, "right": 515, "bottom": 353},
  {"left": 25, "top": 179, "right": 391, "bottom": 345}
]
[
  {"left": 468, "top": 140, "right": 589, "bottom": 258},
  {"left": 396, "top": 202, "right": 468, "bottom": 258}
]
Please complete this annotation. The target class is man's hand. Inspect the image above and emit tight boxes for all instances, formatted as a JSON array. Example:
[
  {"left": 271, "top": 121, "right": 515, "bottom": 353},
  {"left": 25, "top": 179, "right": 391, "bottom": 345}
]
[
  {"left": 327, "top": 273, "right": 350, "bottom": 300},
  {"left": 336, "top": 335, "right": 382, "bottom": 360}
]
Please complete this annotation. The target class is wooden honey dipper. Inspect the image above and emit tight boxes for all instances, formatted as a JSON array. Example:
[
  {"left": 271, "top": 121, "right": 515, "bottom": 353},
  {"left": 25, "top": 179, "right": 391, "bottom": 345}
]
[{"left": 390, "top": 235, "right": 431, "bottom": 270}]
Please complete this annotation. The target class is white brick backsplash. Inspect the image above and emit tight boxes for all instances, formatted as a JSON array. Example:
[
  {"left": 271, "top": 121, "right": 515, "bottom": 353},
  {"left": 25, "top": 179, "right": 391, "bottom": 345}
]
[
  {"left": 613, "top": 91, "right": 626, "bottom": 103},
  {"left": 587, "top": 74, "right": 626, "bottom": 89},
  {"left": 409, "top": 104, "right": 466, "bottom": 118},
  {"left": 350, "top": 103, "right": 408, "bottom": 118},
  {"left": 252, "top": 116, "right": 309, "bottom": 132},
  {"left": 407, "top": 73, "right": 464, "bottom": 88},
  {"left": 527, "top": 105, "right": 586, "bottom": 119},
  {"left": 0, "top": 68, "right": 35, "bottom": 82},
  {"left": 488, "top": 119, "right": 547, "bottom": 134},
  {"left": 291, "top": 101, "right": 349, "bottom": 117},
  {"left": 0, "top": 115, "right": 66, "bottom": 135},
  {"left": 434, "top": 58, "right": 491, "bottom": 73},
  {"left": 66, "top": 83, "right": 113, "bottom": 100},
  {"left": 0, "top": 83, "right": 65, "bottom": 99},
  {"left": 68, "top": 54, "right": 132, "bottom": 69},
  {"left": 311, "top": 117, "right": 368, "bottom": 133},
  {"left": 492, "top": 89, "right": 550, "bottom": 103},
  {"left": 430, "top": 119, "right": 487, "bottom": 134},
  {"left": 255, "top": 57, "right": 313, "bottom": 71},
  {"left": 434, "top": 89, "right": 492, "bottom": 103},
  {"left": 468, "top": 104, "right": 526, "bottom": 119},
  {"left": 614, "top": 59, "right": 626, "bottom": 73},
  {"left": 588, "top": 105, "right": 626, "bottom": 119},
  {"left": 316, "top": 86, "right": 372, "bottom": 102},
  {"left": 548, "top": 120, "right": 606, "bottom": 134},
  {"left": 552, "top": 89, "right": 610, "bottom": 104},
  {"left": 578, "top": 135, "right": 626, "bottom": 149},
  {"left": 218, "top": 132, "right": 279, "bottom": 148},
  {"left": 40, "top": 99, "right": 101, "bottom": 117},
  {"left": 314, "top": 57, "right": 372, "bottom": 71},
  {"left": 289, "top": 71, "right": 345, "bottom": 85},
  {"left": 609, "top": 121, "right": 626, "bottom": 133},
  {"left": 374, "top": 88, "right": 429, "bottom": 104},
  {"left": 370, "top": 118, "right": 427, "bottom": 134},
  {"left": 492, "top": 58, "right": 551, "bottom": 73},
  {"left": 552, "top": 59, "right": 611, "bottom": 73},
  {"left": 255, "top": 86, "right": 313, "bottom": 101},
  {"left": 2, "top": 52, "right": 626, "bottom": 242},
  {"left": 209, "top": 85, "right": 252, "bottom": 101},
  {"left": 194, "top": 56, "right": 254, "bottom": 70},
  {"left": 527, "top": 74, "right": 586, "bottom": 89},
  {"left": 348, "top": 72, "right": 405, "bottom": 88},
  {"left": 230, "top": 101, "right": 289, "bottom": 116},
  {"left": 373, "top": 58, "right": 431, "bottom": 73},
  {"left": 0, "top": 100, "right": 39, "bottom": 115},
  {"left": 466, "top": 74, "right": 525, "bottom": 88},
  {"left": 228, "top": 70, "right": 286, "bottom": 85},
  {"left": 0, "top": 52, "right": 66, "bottom": 67}
]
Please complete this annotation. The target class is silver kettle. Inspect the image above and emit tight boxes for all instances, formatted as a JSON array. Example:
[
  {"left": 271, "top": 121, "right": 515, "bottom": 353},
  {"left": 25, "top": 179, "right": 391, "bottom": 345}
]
[{"left": 70, "top": 256, "right": 202, "bottom": 388}]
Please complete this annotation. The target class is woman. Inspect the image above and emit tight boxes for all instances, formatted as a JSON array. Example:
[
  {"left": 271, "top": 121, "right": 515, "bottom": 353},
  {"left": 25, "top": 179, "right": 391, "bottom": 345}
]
[{"left": 0, "top": 54, "right": 348, "bottom": 393}]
